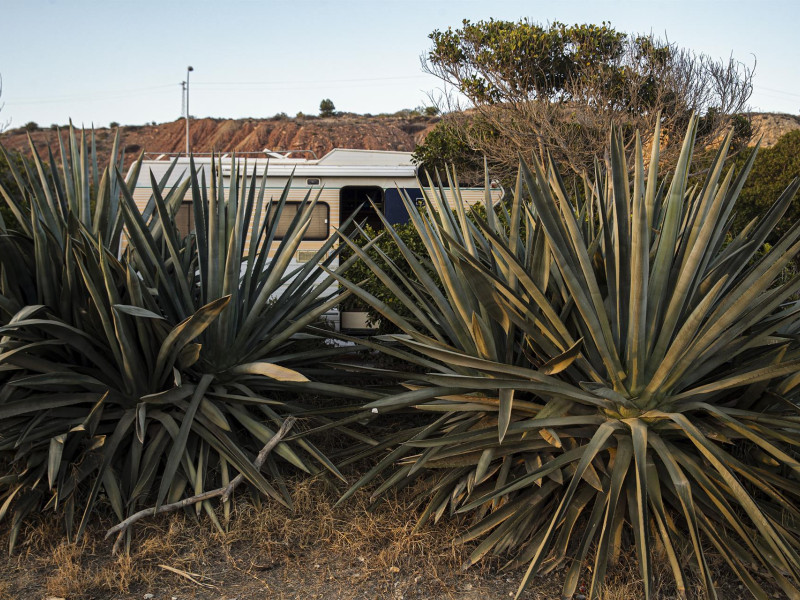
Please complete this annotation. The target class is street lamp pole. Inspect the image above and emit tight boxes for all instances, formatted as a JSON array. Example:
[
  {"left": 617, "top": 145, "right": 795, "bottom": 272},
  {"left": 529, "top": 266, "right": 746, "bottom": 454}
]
[{"left": 185, "top": 66, "right": 194, "bottom": 156}]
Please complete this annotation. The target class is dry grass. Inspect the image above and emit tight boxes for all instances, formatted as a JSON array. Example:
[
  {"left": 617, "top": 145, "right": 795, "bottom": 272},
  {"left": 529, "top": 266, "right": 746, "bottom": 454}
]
[
  {"left": 0, "top": 477, "right": 759, "bottom": 599},
  {"left": 0, "top": 477, "right": 485, "bottom": 600}
]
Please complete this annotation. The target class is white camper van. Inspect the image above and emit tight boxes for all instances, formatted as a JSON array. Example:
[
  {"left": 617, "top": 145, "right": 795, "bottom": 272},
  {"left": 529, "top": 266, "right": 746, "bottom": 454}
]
[{"left": 131, "top": 148, "right": 500, "bottom": 329}]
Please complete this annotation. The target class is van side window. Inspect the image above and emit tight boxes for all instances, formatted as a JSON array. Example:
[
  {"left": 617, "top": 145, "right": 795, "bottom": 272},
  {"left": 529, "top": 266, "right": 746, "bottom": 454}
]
[{"left": 268, "top": 202, "right": 329, "bottom": 241}]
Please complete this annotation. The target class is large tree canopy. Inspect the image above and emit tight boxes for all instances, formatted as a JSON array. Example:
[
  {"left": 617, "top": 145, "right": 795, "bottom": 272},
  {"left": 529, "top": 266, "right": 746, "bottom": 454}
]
[
  {"left": 418, "top": 20, "right": 754, "bottom": 179},
  {"left": 429, "top": 21, "right": 635, "bottom": 104}
]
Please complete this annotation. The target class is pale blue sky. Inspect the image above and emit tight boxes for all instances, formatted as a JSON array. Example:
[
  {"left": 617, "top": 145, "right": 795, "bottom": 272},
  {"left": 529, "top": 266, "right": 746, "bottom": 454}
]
[{"left": 1, "top": 0, "right": 798, "bottom": 128}]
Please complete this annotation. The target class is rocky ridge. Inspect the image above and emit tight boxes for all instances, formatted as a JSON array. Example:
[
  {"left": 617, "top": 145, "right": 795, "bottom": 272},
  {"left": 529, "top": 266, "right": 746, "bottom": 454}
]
[
  {"left": 747, "top": 112, "right": 800, "bottom": 146},
  {"left": 1, "top": 112, "right": 797, "bottom": 168},
  {"left": 0, "top": 114, "right": 439, "bottom": 168}
]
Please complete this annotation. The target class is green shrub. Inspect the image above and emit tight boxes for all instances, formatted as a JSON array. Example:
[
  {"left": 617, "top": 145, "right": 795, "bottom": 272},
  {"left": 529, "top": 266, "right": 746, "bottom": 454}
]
[
  {"left": 340, "top": 220, "right": 431, "bottom": 333},
  {"left": 339, "top": 188, "right": 518, "bottom": 334},
  {"left": 729, "top": 129, "right": 800, "bottom": 242},
  {"left": 412, "top": 117, "right": 489, "bottom": 186}
]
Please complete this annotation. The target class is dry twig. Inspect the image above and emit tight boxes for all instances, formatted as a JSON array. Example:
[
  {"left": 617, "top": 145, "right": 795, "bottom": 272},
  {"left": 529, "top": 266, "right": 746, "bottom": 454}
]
[
  {"left": 158, "top": 564, "right": 218, "bottom": 589},
  {"left": 105, "top": 417, "right": 296, "bottom": 554}
]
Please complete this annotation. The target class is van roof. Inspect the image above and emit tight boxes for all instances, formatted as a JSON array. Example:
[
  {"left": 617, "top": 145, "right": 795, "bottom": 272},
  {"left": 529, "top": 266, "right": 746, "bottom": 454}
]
[{"left": 137, "top": 148, "right": 418, "bottom": 181}]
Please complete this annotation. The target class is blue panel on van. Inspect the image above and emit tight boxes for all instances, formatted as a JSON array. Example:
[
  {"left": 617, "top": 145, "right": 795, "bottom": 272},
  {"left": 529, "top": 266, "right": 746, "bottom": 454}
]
[{"left": 384, "top": 188, "right": 421, "bottom": 225}]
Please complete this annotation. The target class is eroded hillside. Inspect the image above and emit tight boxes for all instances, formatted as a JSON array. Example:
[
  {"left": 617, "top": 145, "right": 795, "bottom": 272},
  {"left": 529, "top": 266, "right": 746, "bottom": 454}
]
[
  {"left": 1, "top": 112, "right": 797, "bottom": 168},
  {"left": 0, "top": 114, "right": 439, "bottom": 168}
]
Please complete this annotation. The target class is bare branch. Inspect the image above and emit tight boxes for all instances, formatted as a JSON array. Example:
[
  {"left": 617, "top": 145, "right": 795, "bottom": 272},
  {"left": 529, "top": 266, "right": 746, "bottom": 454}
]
[{"left": 106, "top": 416, "right": 296, "bottom": 554}]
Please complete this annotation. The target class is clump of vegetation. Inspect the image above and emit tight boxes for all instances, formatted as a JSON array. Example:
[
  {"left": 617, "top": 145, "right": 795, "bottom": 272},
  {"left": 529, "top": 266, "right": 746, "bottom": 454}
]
[
  {"left": 339, "top": 118, "right": 800, "bottom": 599},
  {"left": 730, "top": 129, "right": 800, "bottom": 242},
  {"left": 340, "top": 220, "right": 430, "bottom": 333},
  {"left": 0, "top": 128, "right": 368, "bottom": 551},
  {"left": 390, "top": 107, "right": 441, "bottom": 119},
  {"left": 412, "top": 115, "right": 493, "bottom": 186}
]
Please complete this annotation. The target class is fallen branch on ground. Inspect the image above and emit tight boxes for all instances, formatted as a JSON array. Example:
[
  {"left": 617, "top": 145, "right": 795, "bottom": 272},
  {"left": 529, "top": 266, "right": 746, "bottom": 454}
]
[
  {"left": 106, "top": 416, "right": 296, "bottom": 554},
  {"left": 159, "top": 564, "right": 218, "bottom": 589}
]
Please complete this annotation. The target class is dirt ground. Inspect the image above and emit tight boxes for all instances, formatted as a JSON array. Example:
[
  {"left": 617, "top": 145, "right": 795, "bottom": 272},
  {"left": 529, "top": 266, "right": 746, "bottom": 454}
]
[{"left": 0, "top": 478, "right": 758, "bottom": 600}]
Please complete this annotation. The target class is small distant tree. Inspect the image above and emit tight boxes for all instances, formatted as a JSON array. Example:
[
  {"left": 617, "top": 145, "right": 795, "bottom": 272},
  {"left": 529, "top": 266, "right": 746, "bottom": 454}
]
[
  {"left": 23, "top": 121, "right": 38, "bottom": 132},
  {"left": 319, "top": 99, "right": 336, "bottom": 117},
  {"left": 109, "top": 121, "right": 119, "bottom": 128}
]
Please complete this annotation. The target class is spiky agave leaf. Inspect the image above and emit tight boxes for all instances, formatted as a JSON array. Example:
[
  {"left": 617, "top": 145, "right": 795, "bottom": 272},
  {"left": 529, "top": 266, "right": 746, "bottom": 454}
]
[{"left": 341, "top": 120, "right": 800, "bottom": 598}]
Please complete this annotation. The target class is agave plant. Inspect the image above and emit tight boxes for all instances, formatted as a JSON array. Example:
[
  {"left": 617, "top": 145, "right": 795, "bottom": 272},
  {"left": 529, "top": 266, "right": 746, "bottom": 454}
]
[
  {"left": 0, "top": 131, "right": 368, "bottom": 550},
  {"left": 336, "top": 118, "right": 800, "bottom": 598},
  {"left": 0, "top": 126, "right": 225, "bottom": 546},
  {"left": 116, "top": 155, "right": 386, "bottom": 507},
  {"left": 120, "top": 155, "right": 357, "bottom": 381}
]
